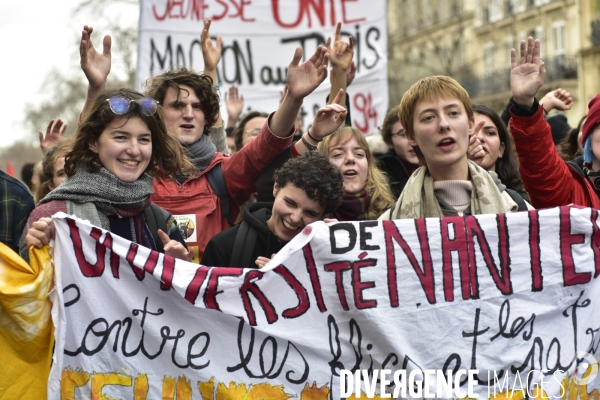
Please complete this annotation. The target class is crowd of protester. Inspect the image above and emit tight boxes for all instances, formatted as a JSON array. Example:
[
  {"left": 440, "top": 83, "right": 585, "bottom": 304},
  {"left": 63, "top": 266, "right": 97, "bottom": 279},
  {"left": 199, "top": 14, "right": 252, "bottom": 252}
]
[{"left": 1, "top": 20, "right": 596, "bottom": 273}]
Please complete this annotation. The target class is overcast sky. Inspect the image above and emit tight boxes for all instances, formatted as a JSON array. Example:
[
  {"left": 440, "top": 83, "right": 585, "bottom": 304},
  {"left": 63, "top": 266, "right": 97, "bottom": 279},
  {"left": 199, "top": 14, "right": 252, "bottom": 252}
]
[{"left": 0, "top": 1, "right": 138, "bottom": 149}]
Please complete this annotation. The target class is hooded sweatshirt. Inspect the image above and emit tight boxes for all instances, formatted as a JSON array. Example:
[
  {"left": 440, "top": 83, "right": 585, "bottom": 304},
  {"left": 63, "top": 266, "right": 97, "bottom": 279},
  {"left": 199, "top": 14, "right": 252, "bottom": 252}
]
[{"left": 201, "top": 202, "right": 286, "bottom": 268}]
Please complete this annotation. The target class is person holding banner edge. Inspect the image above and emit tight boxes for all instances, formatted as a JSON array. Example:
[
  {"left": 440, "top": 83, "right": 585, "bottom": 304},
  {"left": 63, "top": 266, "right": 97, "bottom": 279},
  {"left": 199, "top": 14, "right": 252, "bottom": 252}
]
[{"left": 79, "top": 19, "right": 331, "bottom": 261}]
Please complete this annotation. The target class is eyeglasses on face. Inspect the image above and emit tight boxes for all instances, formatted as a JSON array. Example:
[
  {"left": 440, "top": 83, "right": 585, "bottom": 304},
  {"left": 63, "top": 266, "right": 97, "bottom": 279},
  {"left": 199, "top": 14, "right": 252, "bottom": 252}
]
[
  {"left": 390, "top": 130, "right": 406, "bottom": 138},
  {"left": 246, "top": 128, "right": 261, "bottom": 137},
  {"left": 106, "top": 96, "right": 159, "bottom": 116}
]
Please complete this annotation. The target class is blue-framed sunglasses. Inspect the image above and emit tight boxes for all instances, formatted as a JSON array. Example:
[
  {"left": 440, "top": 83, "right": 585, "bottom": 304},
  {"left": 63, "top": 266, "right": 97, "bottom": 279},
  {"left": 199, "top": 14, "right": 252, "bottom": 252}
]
[{"left": 106, "top": 96, "right": 159, "bottom": 116}]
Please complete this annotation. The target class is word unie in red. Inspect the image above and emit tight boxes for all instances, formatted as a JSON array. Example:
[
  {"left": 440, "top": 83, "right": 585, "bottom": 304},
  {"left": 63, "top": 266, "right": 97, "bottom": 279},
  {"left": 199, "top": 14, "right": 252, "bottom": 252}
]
[
  {"left": 271, "top": 0, "right": 365, "bottom": 28},
  {"left": 152, "top": 0, "right": 254, "bottom": 22}
]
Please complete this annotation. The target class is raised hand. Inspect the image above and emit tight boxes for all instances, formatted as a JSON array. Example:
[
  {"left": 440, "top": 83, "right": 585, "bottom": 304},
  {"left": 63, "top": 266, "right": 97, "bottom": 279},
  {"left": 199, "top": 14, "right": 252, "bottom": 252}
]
[
  {"left": 346, "top": 60, "right": 357, "bottom": 87},
  {"left": 80, "top": 25, "right": 111, "bottom": 91},
  {"left": 158, "top": 229, "right": 195, "bottom": 262},
  {"left": 225, "top": 85, "right": 244, "bottom": 125},
  {"left": 467, "top": 121, "right": 486, "bottom": 165},
  {"left": 201, "top": 19, "right": 222, "bottom": 73},
  {"left": 510, "top": 37, "right": 546, "bottom": 108},
  {"left": 286, "top": 46, "right": 329, "bottom": 100},
  {"left": 325, "top": 22, "right": 354, "bottom": 71},
  {"left": 25, "top": 218, "right": 55, "bottom": 249},
  {"left": 39, "top": 119, "right": 67, "bottom": 156},
  {"left": 540, "top": 88, "right": 573, "bottom": 113},
  {"left": 310, "top": 89, "right": 348, "bottom": 140}
]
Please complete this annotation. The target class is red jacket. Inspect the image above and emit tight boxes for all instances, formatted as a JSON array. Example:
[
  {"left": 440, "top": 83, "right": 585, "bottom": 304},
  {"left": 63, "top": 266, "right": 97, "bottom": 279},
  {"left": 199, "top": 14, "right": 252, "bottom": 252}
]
[
  {"left": 151, "top": 119, "right": 293, "bottom": 262},
  {"left": 510, "top": 106, "right": 600, "bottom": 209}
]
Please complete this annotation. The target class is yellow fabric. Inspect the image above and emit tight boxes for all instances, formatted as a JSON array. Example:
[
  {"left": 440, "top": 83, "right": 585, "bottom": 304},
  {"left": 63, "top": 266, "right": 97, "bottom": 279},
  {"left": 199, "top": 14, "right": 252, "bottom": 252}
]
[{"left": 0, "top": 243, "right": 53, "bottom": 400}]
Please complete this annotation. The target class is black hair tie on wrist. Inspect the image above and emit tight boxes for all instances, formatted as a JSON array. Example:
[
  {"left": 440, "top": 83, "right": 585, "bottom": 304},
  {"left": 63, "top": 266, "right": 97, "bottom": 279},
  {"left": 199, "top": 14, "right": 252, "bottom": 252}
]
[{"left": 307, "top": 130, "right": 322, "bottom": 143}]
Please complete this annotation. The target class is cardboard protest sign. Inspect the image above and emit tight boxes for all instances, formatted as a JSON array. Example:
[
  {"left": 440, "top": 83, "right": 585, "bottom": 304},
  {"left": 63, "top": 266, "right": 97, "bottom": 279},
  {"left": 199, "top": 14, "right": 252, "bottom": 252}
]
[
  {"left": 47, "top": 207, "right": 600, "bottom": 399},
  {"left": 136, "top": 0, "right": 388, "bottom": 134}
]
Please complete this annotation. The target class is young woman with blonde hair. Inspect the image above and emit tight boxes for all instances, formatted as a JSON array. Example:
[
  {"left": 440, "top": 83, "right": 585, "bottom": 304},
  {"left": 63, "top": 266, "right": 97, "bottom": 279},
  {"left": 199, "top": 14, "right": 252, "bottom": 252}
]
[{"left": 319, "top": 126, "right": 394, "bottom": 220}]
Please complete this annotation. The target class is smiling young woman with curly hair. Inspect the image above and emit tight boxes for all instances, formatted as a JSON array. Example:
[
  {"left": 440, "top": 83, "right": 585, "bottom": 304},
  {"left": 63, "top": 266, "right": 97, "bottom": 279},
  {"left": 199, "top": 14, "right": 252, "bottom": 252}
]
[{"left": 21, "top": 88, "right": 194, "bottom": 263}]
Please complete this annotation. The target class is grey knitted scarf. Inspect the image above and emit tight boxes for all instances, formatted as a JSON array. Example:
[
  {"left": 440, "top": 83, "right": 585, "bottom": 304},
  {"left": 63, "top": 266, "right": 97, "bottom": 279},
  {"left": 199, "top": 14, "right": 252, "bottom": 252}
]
[
  {"left": 177, "top": 134, "right": 216, "bottom": 183},
  {"left": 41, "top": 166, "right": 154, "bottom": 217}
]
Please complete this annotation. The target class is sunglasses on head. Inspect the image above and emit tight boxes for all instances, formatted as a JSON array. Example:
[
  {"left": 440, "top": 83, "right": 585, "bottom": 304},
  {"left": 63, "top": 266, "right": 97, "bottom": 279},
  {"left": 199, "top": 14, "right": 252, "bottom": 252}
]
[{"left": 106, "top": 96, "right": 159, "bottom": 116}]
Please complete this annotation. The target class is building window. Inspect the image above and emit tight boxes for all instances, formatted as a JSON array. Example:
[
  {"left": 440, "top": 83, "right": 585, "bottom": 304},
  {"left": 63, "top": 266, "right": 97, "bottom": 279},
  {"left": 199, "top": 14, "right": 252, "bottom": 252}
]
[
  {"left": 484, "top": 42, "right": 494, "bottom": 74},
  {"left": 406, "top": 0, "right": 417, "bottom": 32},
  {"left": 510, "top": 0, "right": 526, "bottom": 13},
  {"left": 535, "top": 26, "right": 545, "bottom": 59},
  {"left": 552, "top": 21, "right": 565, "bottom": 56},
  {"left": 488, "top": 0, "right": 504, "bottom": 22},
  {"left": 454, "top": 0, "right": 462, "bottom": 16},
  {"left": 420, "top": 0, "right": 433, "bottom": 27},
  {"left": 476, "top": 0, "right": 484, "bottom": 25},
  {"left": 438, "top": 0, "right": 452, "bottom": 22}
]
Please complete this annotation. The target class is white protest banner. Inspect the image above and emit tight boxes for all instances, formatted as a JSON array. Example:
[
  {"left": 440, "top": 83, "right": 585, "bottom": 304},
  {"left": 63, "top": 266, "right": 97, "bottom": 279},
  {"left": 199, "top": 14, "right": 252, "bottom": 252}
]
[
  {"left": 48, "top": 207, "right": 600, "bottom": 399},
  {"left": 136, "top": 0, "right": 388, "bottom": 134}
]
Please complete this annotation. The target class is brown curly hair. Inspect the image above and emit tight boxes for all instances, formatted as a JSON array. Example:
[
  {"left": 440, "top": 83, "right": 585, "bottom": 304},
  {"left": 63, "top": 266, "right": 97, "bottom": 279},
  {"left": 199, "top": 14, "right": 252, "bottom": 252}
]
[
  {"left": 144, "top": 68, "right": 220, "bottom": 137},
  {"left": 64, "top": 88, "right": 193, "bottom": 178},
  {"left": 274, "top": 152, "right": 345, "bottom": 215}
]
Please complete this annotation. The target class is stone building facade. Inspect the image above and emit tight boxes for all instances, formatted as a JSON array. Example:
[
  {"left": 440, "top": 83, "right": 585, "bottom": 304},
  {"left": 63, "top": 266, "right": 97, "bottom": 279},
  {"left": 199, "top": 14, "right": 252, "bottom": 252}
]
[{"left": 388, "top": 0, "right": 600, "bottom": 123}]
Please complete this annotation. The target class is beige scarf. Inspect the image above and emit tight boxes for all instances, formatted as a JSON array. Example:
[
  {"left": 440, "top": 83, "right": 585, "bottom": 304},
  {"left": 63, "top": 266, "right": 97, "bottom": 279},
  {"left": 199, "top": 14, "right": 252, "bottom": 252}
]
[{"left": 382, "top": 160, "right": 513, "bottom": 220}]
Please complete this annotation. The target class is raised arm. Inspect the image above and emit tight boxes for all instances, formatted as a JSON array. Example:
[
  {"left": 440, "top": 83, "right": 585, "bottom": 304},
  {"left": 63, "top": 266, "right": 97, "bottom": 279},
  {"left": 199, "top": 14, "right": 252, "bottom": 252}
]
[
  {"left": 539, "top": 88, "right": 573, "bottom": 114},
  {"left": 39, "top": 119, "right": 67, "bottom": 156},
  {"left": 294, "top": 89, "right": 347, "bottom": 155},
  {"left": 270, "top": 46, "right": 329, "bottom": 137},
  {"left": 225, "top": 85, "right": 244, "bottom": 129},
  {"left": 510, "top": 37, "right": 545, "bottom": 109},
  {"left": 509, "top": 38, "right": 595, "bottom": 208},
  {"left": 201, "top": 19, "right": 223, "bottom": 128},
  {"left": 325, "top": 22, "right": 354, "bottom": 106},
  {"left": 80, "top": 25, "right": 112, "bottom": 116}
]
